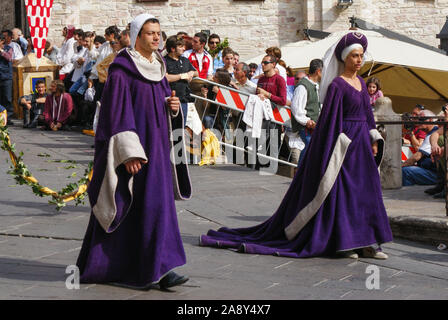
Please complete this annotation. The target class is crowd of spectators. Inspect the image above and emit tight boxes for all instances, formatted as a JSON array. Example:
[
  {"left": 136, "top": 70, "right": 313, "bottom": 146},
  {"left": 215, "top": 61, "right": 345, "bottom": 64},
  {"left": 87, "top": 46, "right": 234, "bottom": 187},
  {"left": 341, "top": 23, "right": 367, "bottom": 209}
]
[{"left": 400, "top": 102, "right": 448, "bottom": 198}]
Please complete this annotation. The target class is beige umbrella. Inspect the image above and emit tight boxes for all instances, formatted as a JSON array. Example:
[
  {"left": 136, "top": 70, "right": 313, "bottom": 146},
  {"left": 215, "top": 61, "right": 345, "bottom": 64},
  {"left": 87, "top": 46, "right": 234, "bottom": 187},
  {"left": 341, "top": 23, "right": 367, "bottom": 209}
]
[{"left": 246, "top": 30, "right": 448, "bottom": 113}]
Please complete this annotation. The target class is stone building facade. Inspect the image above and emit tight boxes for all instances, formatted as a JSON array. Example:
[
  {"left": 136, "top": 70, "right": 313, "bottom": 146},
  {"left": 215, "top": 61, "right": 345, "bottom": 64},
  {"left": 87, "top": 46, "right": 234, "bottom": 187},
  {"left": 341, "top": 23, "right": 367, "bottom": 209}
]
[{"left": 1, "top": 0, "right": 448, "bottom": 61}]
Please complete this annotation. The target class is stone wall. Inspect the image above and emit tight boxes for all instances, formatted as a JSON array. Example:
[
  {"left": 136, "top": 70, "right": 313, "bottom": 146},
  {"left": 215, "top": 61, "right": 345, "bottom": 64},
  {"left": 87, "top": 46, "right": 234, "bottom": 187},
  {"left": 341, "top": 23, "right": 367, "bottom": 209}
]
[
  {"left": 309, "top": 0, "right": 448, "bottom": 49},
  {"left": 0, "top": 1, "right": 15, "bottom": 31},
  {"left": 47, "top": 0, "right": 305, "bottom": 61}
]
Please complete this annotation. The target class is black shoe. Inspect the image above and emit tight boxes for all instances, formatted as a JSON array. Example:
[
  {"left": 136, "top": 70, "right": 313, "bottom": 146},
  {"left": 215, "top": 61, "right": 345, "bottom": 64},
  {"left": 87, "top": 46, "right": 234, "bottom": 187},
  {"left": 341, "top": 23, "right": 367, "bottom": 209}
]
[
  {"left": 425, "top": 184, "right": 444, "bottom": 195},
  {"left": 158, "top": 271, "right": 189, "bottom": 289},
  {"left": 434, "top": 191, "right": 446, "bottom": 199},
  {"left": 28, "top": 121, "right": 37, "bottom": 128}
]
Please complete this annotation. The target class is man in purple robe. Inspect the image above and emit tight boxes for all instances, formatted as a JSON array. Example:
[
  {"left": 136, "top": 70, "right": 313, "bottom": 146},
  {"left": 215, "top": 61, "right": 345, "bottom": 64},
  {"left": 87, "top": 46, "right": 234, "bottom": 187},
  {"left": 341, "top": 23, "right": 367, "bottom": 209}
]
[
  {"left": 76, "top": 14, "right": 192, "bottom": 290},
  {"left": 200, "top": 32, "right": 393, "bottom": 260}
]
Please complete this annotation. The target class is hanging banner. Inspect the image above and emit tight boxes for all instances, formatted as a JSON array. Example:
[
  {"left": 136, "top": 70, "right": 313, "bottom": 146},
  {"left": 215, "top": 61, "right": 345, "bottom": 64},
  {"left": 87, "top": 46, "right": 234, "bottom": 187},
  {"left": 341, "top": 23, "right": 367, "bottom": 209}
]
[{"left": 24, "top": 0, "right": 54, "bottom": 60}]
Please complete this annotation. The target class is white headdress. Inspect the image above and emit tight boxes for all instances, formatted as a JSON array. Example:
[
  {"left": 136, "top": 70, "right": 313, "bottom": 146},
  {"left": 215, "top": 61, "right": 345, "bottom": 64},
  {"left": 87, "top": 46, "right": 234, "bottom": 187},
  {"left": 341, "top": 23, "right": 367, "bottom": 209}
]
[{"left": 130, "top": 13, "right": 164, "bottom": 50}]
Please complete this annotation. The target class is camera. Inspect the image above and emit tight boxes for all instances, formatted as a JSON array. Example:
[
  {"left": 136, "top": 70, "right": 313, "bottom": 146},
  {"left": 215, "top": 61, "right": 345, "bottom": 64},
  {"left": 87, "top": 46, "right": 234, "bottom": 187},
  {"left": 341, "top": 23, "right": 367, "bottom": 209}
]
[
  {"left": 0, "top": 34, "right": 5, "bottom": 42},
  {"left": 401, "top": 112, "right": 414, "bottom": 131}
]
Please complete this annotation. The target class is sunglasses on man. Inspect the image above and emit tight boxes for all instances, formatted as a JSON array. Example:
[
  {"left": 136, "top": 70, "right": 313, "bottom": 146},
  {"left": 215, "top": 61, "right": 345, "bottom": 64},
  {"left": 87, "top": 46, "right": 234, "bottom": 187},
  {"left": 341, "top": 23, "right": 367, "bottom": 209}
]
[
  {"left": 262, "top": 61, "right": 274, "bottom": 65},
  {"left": 209, "top": 41, "right": 219, "bottom": 45}
]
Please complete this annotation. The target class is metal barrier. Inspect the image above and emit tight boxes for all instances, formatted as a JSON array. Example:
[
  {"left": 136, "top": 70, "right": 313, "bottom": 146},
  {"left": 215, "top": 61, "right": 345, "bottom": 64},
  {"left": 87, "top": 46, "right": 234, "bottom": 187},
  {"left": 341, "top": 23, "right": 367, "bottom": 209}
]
[{"left": 189, "top": 77, "right": 298, "bottom": 170}]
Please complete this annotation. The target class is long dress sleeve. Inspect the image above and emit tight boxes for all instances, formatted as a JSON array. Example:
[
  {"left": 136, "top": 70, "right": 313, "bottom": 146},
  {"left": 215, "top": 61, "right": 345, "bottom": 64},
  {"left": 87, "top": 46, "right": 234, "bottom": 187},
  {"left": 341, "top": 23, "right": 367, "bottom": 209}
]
[{"left": 89, "top": 68, "right": 148, "bottom": 233}]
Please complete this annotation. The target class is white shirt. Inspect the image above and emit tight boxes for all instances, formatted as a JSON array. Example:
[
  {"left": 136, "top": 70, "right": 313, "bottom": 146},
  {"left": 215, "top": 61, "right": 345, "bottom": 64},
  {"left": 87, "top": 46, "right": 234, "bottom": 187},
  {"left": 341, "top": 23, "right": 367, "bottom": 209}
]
[
  {"left": 419, "top": 127, "right": 438, "bottom": 155},
  {"left": 287, "top": 77, "right": 320, "bottom": 150},
  {"left": 291, "top": 77, "right": 320, "bottom": 127},
  {"left": 90, "top": 42, "right": 113, "bottom": 80},
  {"left": 71, "top": 46, "right": 87, "bottom": 82},
  {"left": 71, "top": 46, "right": 97, "bottom": 83},
  {"left": 235, "top": 79, "right": 257, "bottom": 95},
  {"left": 10, "top": 42, "right": 23, "bottom": 60},
  {"left": 182, "top": 49, "right": 213, "bottom": 77},
  {"left": 56, "top": 37, "right": 76, "bottom": 75}
]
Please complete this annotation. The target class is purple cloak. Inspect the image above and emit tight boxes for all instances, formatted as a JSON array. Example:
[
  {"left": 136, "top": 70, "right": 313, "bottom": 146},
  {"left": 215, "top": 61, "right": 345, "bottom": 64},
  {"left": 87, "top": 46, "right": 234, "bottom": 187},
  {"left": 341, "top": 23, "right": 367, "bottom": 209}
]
[
  {"left": 76, "top": 49, "right": 191, "bottom": 288},
  {"left": 200, "top": 76, "right": 393, "bottom": 258}
]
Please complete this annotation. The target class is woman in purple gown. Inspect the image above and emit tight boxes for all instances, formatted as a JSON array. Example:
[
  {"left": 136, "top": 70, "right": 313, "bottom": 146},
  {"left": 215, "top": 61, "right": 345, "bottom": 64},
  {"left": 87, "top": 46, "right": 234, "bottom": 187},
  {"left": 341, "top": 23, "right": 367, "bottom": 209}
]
[{"left": 200, "top": 32, "right": 393, "bottom": 260}]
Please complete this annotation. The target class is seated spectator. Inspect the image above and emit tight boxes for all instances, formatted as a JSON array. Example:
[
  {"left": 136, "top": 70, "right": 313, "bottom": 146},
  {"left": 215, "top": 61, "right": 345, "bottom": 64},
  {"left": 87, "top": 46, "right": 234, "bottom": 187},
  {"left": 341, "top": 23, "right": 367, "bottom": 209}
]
[
  {"left": 402, "top": 109, "right": 439, "bottom": 186},
  {"left": 366, "top": 77, "right": 383, "bottom": 110},
  {"left": 19, "top": 79, "right": 47, "bottom": 128},
  {"left": 402, "top": 104, "right": 427, "bottom": 148},
  {"left": 44, "top": 40, "right": 59, "bottom": 63},
  {"left": 42, "top": 80, "right": 73, "bottom": 131},
  {"left": 426, "top": 104, "right": 448, "bottom": 198}
]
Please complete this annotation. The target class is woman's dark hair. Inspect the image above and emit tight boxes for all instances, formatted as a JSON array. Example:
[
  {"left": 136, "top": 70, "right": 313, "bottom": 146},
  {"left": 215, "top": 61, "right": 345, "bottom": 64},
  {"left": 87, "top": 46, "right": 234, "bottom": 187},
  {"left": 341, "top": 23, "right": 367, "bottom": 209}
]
[
  {"left": 166, "top": 35, "right": 184, "bottom": 53},
  {"left": 215, "top": 68, "right": 232, "bottom": 86},
  {"left": 222, "top": 47, "right": 234, "bottom": 57},
  {"left": 366, "top": 77, "right": 382, "bottom": 92}
]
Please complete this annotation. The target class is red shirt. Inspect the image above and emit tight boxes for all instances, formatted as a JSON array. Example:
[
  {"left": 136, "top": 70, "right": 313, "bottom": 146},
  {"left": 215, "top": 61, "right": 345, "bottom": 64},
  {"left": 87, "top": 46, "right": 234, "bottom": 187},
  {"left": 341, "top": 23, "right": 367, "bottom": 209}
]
[
  {"left": 257, "top": 74, "right": 287, "bottom": 106},
  {"left": 404, "top": 127, "right": 427, "bottom": 141}
]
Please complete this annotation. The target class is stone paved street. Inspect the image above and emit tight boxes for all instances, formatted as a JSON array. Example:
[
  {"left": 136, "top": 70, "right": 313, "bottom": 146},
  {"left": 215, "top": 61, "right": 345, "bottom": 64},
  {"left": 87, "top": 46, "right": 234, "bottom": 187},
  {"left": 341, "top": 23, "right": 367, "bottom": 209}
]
[{"left": 1, "top": 124, "right": 448, "bottom": 300}]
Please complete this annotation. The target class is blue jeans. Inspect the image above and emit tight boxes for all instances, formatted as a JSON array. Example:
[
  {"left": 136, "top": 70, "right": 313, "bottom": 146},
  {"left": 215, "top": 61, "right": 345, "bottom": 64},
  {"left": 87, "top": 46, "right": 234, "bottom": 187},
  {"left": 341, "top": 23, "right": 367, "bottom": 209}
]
[
  {"left": 0, "top": 79, "right": 13, "bottom": 118},
  {"left": 181, "top": 102, "right": 188, "bottom": 126},
  {"left": 402, "top": 166, "right": 438, "bottom": 186},
  {"left": 298, "top": 129, "right": 312, "bottom": 165}
]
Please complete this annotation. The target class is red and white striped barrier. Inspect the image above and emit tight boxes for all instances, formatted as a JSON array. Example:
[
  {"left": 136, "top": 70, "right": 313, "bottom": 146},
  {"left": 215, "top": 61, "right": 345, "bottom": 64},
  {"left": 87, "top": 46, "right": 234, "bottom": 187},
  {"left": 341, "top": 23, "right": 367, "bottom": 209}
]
[
  {"left": 215, "top": 87, "right": 292, "bottom": 127},
  {"left": 215, "top": 87, "right": 248, "bottom": 112},
  {"left": 402, "top": 145, "right": 417, "bottom": 162}
]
